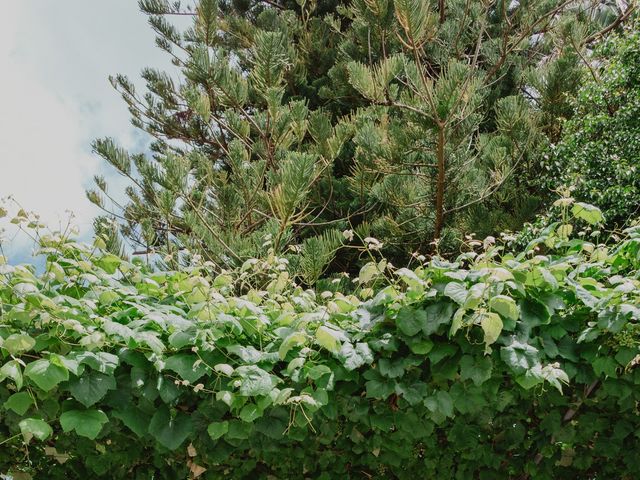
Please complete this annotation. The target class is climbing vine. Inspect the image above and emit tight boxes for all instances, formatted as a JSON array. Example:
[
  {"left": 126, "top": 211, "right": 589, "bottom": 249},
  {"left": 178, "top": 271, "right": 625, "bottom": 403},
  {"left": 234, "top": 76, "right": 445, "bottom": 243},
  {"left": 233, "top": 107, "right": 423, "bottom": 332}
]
[{"left": 1, "top": 200, "right": 639, "bottom": 479}]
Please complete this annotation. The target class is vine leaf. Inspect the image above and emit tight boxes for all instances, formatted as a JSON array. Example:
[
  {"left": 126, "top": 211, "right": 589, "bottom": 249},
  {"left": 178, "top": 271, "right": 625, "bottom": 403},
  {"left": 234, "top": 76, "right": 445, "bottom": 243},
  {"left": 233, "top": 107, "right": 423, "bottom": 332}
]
[
  {"left": 148, "top": 406, "right": 193, "bottom": 450},
  {"left": 60, "top": 409, "right": 108, "bottom": 440},
  {"left": 19, "top": 418, "right": 52, "bottom": 442},
  {"left": 69, "top": 372, "right": 116, "bottom": 407},
  {"left": 24, "top": 359, "right": 69, "bottom": 392}
]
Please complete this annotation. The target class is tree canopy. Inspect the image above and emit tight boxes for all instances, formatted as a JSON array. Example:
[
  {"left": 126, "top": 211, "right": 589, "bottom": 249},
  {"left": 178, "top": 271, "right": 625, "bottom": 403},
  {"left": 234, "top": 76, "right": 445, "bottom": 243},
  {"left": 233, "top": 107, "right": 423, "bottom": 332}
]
[{"left": 89, "top": 0, "right": 627, "bottom": 277}]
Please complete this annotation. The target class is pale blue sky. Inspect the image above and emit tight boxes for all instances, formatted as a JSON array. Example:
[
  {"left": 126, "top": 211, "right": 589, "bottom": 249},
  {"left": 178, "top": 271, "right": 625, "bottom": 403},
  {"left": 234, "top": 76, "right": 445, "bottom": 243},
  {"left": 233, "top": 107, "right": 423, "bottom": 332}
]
[{"left": 0, "top": 1, "right": 181, "bottom": 261}]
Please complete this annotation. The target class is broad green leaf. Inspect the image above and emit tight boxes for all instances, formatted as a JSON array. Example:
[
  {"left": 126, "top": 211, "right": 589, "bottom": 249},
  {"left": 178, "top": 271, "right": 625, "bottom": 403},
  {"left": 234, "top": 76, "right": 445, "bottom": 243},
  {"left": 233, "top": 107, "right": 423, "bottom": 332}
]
[
  {"left": 489, "top": 295, "right": 519, "bottom": 328},
  {"left": 5, "top": 391, "right": 34, "bottom": 415},
  {"left": 423, "top": 301, "right": 455, "bottom": 335},
  {"left": 216, "top": 390, "right": 235, "bottom": 407},
  {"left": 157, "top": 375, "right": 181, "bottom": 403},
  {"left": 520, "top": 297, "right": 551, "bottom": 327},
  {"left": 305, "top": 364, "right": 332, "bottom": 380},
  {"left": 278, "top": 332, "right": 306, "bottom": 360},
  {"left": 95, "top": 253, "right": 121, "bottom": 274},
  {"left": 515, "top": 369, "right": 544, "bottom": 390},
  {"left": 572, "top": 202, "right": 604, "bottom": 225},
  {"left": 239, "top": 403, "right": 263, "bottom": 422},
  {"left": 113, "top": 408, "right": 150, "bottom": 437},
  {"left": 235, "top": 366, "right": 274, "bottom": 396},
  {"left": 358, "top": 262, "right": 381, "bottom": 284},
  {"left": 444, "top": 282, "right": 467, "bottom": 304},
  {"left": 500, "top": 339, "right": 539, "bottom": 374},
  {"left": 60, "top": 409, "right": 108, "bottom": 440},
  {"left": 0, "top": 360, "right": 24, "bottom": 390},
  {"left": 365, "top": 379, "right": 395, "bottom": 399},
  {"left": 3, "top": 334, "right": 36, "bottom": 355},
  {"left": 459, "top": 355, "right": 493, "bottom": 386},
  {"left": 449, "top": 308, "right": 466, "bottom": 337},
  {"left": 207, "top": 421, "right": 229, "bottom": 440},
  {"left": 378, "top": 358, "right": 404, "bottom": 378},
  {"left": 19, "top": 418, "right": 52, "bottom": 442},
  {"left": 424, "top": 391, "right": 454, "bottom": 423},
  {"left": 405, "top": 337, "right": 434, "bottom": 355},
  {"left": 396, "top": 307, "right": 426, "bottom": 336},
  {"left": 226, "top": 420, "right": 252, "bottom": 440},
  {"left": 164, "top": 354, "right": 208, "bottom": 383},
  {"left": 69, "top": 372, "right": 116, "bottom": 407},
  {"left": 315, "top": 326, "right": 342, "bottom": 353},
  {"left": 395, "top": 382, "right": 428, "bottom": 405},
  {"left": 148, "top": 406, "right": 192, "bottom": 450},
  {"left": 71, "top": 351, "right": 120, "bottom": 375},
  {"left": 24, "top": 359, "right": 68, "bottom": 392},
  {"left": 480, "top": 312, "right": 503, "bottom": 347},
  {"left": 593, "top": 356, "right": 618, "bottom": 378}
]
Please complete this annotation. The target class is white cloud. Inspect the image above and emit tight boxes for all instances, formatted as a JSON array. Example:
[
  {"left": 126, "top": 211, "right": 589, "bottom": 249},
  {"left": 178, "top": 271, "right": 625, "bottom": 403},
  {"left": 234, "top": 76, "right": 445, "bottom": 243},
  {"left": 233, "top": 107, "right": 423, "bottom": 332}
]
[{"left": 0, "top": 1, "right": 179, "bottom": 261}]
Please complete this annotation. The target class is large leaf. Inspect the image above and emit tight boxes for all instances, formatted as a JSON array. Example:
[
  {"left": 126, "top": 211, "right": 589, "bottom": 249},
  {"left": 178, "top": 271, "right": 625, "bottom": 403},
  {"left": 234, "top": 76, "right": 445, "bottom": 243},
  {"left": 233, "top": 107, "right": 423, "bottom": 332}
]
[
  {"left": 148, "top": 405, "right": 192, "bottom": 450},
  {"left": 396, "top": 307, "right": 426, "bottom": 336},
  {"left": 500, "top": 339, "right": 539, "bottom": 374},
  {"left": 572, "top": 202, "right": 604, "bottom": 225},
  {"left": 207, "top": 421, "right": 229, "bottom": 440},
  {"left": 0, "top": 360, "right": 24, "bottom": 390},
  {"left": 19, "top": 418, "right": 52, "bottom": 442},
  {"left": 424, "top": 391, "right": 454, "bottom": 423},
  {"left": 4, "top": 391, "right": 34, "bottom": 415},
  {"left": 338, "top": 342, "right": 373, "bottom": 370},
  {"left": 113, "top": 408, "right": 150, "bottom": 438},
  {"left": 3, "top": 334, "right": 36, "bottom": 355},
  {"left": 24, "top": 359, "right": 69, "bottom": 392},
  {"left": 423, "top": 302, "right": 455, "bottom": 335},
  {"left": 314, "top": 326, "right": 343, "bottom": 353},
  {"left": 69, "top": 372, "right": 116, "bottom": 407},
  {"left": 480, "top": 312, "right": 503, "bottom": 348},
  {"left": 520, "top": 298, "right": 550, "bottom": 328},
  {"left": 489, "top": 295, "right": 519, "bottom": 329},
  {"left": 235, "top": 366, "right": 275, "bottom": 396},
  {"left": 60, "top": 409, "right": 109, "bottom": 440},
  {"left": 444, "top": 282, "right": 468, "bottom": 304},
  {"left": 459, "top": 355, "right": 493, "bottom": 386},
  {"left": 70, "top": 351, "right": 119, "bottom": 375},
  {"left": 164, "top": 354, "right": 208, "bottom": 383},
  {"left": 278, "top": 332, "right": 306, "bottom": 360}
]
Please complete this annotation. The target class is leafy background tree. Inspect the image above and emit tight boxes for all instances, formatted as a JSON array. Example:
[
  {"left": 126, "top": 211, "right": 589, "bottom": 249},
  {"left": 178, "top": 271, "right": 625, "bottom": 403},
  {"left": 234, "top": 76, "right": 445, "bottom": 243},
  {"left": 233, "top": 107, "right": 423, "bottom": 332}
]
[
  {"left": 88, "top": 0, "right": 633, "bottom": 281},
  {"left": 549, "top": 21, "right": 640, "bottom": 229}
]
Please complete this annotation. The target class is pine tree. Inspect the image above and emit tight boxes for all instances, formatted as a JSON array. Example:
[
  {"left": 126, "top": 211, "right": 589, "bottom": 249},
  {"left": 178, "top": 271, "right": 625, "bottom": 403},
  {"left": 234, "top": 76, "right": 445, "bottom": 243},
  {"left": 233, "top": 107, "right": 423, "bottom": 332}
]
[{"left": 89, "top": 0, "right": 631, "bottom": 278}]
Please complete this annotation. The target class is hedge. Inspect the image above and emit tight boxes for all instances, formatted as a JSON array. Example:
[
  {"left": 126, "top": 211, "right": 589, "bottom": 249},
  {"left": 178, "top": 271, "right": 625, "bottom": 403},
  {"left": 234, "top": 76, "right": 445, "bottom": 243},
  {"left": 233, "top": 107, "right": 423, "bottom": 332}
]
[{"left": 1, "top": 202, "right": 640, "bottom": 479}]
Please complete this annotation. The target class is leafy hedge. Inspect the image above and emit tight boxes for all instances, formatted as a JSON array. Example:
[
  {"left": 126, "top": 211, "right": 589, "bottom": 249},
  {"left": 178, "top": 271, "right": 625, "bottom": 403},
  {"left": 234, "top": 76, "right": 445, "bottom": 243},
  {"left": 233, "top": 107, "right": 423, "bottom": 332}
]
[{"left": 1, "top": 202, "right": 640, "bottom": 479}]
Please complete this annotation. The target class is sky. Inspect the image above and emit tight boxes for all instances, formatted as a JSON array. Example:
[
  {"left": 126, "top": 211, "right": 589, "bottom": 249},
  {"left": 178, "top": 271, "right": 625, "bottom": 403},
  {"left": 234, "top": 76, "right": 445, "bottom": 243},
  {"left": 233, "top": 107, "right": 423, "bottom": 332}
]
[{"left": 0, "top": 1, "right": 181, "bottom": 261}]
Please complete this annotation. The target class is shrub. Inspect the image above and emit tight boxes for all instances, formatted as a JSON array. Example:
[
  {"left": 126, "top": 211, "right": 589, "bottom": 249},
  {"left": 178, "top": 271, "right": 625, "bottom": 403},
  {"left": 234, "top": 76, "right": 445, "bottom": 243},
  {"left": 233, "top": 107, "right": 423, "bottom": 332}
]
[{"left": 1, "top": 202, "right": 640, "bottom": 479}]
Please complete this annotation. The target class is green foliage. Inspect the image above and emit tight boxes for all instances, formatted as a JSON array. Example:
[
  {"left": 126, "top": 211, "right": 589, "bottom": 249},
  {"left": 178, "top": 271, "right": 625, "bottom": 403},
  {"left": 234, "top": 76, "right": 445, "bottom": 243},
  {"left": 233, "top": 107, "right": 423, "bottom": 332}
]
[
  {"left": 89, "top": 0, "right": 628, "bottom": 276},
  {"left": 551, "top": 23, "right": 640, "bottom": 228},
  {"left": 1, "top": 204, "right": 640, "bottom": 478}
]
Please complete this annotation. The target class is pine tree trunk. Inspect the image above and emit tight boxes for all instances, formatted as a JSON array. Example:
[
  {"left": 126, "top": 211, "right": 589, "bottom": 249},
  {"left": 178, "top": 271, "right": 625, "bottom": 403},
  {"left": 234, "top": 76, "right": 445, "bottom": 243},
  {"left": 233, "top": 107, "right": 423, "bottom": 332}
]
[
  {"left": 439, "top": 0, "right": 445, "bottom": 24},
  {"left": 434, "top": 124, "right": 446, "bottom": 239}
]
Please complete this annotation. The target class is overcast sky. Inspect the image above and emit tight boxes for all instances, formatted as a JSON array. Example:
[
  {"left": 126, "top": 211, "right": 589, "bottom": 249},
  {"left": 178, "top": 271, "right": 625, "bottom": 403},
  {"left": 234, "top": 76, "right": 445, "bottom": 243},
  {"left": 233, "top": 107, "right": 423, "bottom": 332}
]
[{"left": 0, "top": 1, "right": 181, "bottom": 261}]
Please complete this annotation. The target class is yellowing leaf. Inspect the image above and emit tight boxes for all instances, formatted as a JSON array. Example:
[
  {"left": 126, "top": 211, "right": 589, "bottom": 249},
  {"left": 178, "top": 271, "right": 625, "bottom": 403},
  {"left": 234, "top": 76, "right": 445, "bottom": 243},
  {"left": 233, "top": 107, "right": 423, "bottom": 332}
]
[
  {"left": 315, "top": 326, "right": 342, "bottom": 353},
  {"left": 480, "top": 312, "right": 503, "bottom": 349}
]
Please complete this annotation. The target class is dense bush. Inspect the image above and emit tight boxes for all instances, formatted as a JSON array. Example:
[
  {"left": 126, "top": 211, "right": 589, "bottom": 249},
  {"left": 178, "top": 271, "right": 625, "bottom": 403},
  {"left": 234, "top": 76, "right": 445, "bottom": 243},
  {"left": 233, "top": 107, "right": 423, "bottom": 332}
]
[
  {"left": 552, "top": 24, "right": 640, "bottom": 228},
  {"left": 1, "top": 200, "right": 640, "bottom": 479}
]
